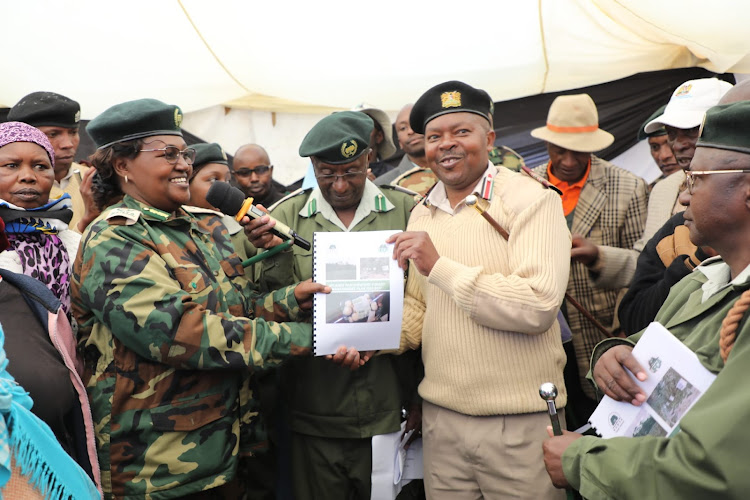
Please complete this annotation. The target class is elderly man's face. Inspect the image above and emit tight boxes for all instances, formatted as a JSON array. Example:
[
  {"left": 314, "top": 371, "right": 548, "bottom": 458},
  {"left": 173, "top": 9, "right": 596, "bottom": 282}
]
[
  {"left": 666, "top": 125, "right": 700, "bottom": 171},
  {"left": 648, "top": 135, "right": 679, "bottom": 176},
  {"left": 679, "top": 147, "right": 750, "bottom": 250},
  {"left": 547, "top": 144, "right": 590, "bottom": 183},
  {"left": 313, "top": 153, "right": 369, "bottom": 212},
  {"left": 424, "top": 112, "right": 494, "bottom": 197}
]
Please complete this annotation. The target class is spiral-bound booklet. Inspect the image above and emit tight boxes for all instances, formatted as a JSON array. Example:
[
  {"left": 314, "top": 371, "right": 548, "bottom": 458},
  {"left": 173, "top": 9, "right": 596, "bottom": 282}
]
[{"left": 312, "top": 230, "right": 404, "bottom": 356}]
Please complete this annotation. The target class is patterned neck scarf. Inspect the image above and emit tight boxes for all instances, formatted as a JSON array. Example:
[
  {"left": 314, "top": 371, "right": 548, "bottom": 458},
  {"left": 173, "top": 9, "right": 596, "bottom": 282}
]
[{"left": 0, "top": 197, "right": 73, "bottom": 315}]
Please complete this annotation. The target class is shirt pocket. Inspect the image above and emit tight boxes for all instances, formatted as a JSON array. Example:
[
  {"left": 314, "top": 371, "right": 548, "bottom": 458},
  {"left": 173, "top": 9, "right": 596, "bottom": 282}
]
[{"left": 172, "top": 265, "right": 209, "bottom": 294}]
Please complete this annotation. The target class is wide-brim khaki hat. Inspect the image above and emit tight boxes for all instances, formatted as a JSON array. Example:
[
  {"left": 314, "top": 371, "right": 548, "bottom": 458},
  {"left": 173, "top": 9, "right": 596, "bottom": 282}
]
[
  {"left": 352, "top": 105, "right": 397, "bottom": 160},
  {"left": 531, "top": 94, "right": 614, "bottom": 153}
]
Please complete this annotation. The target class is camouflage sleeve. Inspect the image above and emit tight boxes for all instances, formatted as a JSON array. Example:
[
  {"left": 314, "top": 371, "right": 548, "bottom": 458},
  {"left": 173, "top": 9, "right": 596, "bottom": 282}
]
[{"left": 76, "top": 225, "right": 312, "bottom": 370}]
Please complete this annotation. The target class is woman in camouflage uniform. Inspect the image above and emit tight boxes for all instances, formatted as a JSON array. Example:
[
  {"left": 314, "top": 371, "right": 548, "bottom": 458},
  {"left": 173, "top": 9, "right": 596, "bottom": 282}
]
[{"left": 71, "top": 99, "right": 330, "bottom": 499}]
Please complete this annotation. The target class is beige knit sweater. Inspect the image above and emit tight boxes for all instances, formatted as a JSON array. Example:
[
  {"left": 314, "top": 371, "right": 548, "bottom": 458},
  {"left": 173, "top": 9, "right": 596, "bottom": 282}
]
[{"left": 401, "top": 167, "right": 571, "bottom": 416}]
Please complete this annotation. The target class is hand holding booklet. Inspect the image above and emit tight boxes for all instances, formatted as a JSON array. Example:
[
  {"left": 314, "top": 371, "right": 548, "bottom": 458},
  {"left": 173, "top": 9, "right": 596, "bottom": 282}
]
[
  {"left": 312, "top": 230, "right": 404, "bottom": 356},
  {"left": 589, "top": 322, "right": 717, "bottom": 438}
]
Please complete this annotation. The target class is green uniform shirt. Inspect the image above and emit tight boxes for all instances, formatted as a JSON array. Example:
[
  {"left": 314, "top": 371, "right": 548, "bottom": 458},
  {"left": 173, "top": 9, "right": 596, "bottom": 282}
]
[
  {"left": 259, "top": 182, "right": 415, "bottom": 438},
  {"left": 564, "top": 257, "right": 750, "bottom": 499}
]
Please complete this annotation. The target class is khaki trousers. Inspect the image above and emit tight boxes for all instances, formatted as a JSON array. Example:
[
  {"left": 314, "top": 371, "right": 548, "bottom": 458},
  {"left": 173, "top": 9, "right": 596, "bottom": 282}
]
[{"left": 422, "top": 401, "right": 565, "bottom": 500}]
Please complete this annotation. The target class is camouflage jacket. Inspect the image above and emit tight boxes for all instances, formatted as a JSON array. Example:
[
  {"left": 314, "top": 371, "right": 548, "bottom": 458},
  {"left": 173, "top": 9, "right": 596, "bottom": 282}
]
[
  {"left": 72, "top": 195, "right": 312, "bottom": 499},
  {"left": 258, "top": 184, "right": 418, "bottom": 438}
]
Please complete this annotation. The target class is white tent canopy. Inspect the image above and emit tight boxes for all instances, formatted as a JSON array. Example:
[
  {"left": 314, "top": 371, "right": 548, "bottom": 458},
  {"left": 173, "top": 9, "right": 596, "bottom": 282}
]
[{"left": 3, "top": 0, "right": 750, "bottom": 183}]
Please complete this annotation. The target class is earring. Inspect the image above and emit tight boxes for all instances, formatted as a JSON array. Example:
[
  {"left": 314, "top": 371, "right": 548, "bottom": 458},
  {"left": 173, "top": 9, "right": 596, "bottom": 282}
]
[{"left": 125, "top": 175, "right": 129, "bottom": 184}]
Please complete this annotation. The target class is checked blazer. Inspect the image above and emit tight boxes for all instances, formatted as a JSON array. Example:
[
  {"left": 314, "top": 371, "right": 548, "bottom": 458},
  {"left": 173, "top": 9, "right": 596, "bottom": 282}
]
[{"left": 533, "top": 156, "right": 648, "bottom": 398}]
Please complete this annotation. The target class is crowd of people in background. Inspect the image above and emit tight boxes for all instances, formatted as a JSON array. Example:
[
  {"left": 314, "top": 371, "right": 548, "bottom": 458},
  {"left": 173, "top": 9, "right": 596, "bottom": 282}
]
[{"left": 1, "top": 74, "right": 750, "bottom": 499}]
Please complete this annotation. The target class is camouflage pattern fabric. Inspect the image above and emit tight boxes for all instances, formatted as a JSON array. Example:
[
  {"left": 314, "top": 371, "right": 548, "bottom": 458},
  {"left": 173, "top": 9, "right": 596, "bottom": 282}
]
[
  {"left": 72, "top": 195, "right": 312, "bottom": 499},
  {"left": 394, "top": 146, "right": 524, "bottom": 198}
]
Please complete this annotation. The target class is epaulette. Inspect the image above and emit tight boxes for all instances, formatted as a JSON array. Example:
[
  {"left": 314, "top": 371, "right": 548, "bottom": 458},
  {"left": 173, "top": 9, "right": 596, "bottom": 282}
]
[
  {"left": 105, "top": 207, "right": 141, "bottom": 226},
  {"left": 268, "top": 187, "right": 312, "bottom": 212},
  {"left": 379, "top": 184, "right": 419, "bottom": 197}
]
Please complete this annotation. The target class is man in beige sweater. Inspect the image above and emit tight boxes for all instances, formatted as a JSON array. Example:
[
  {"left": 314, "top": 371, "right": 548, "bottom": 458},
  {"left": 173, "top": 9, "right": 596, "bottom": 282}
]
[{"left": 389, "top": 81, "right": 571, "bottom": 499}]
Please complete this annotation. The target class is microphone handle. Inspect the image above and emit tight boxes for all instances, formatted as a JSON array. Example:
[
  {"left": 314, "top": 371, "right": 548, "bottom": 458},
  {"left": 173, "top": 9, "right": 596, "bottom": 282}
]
[{"left": 240, "top": 202, "right": 311, "bottom": 251}]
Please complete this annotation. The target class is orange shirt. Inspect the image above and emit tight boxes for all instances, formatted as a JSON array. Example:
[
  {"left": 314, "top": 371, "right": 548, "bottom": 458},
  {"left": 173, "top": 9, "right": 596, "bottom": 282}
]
[{"left": 547, "top": 159, "right": 591, "bottom": 216}]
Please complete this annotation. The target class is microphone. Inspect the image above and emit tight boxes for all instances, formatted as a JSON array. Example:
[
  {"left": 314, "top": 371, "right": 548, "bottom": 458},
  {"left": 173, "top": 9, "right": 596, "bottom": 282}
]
[{"left": 206, "top": 182, "right": 311, "bottom": 251}]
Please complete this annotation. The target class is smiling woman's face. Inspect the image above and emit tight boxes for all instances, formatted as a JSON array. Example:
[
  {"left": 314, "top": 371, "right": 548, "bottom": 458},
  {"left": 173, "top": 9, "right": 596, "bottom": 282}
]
[{"left": 0, "top": 141, "right": 55, "bottom": 208}]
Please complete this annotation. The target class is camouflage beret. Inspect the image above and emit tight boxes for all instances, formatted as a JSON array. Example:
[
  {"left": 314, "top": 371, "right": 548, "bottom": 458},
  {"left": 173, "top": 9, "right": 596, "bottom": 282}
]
[
  {"left": 86, "top": 98, "right": 183, "bottom": 149},
  {"left": 637, "top": 104, "right": 668, "bottom": 141},
  {"left": 410, "top": 80, "right": 494, "bottom": 135},
  {"left": 697, "top": 101, "right": 750, "bottom": 155},
  {"left": 299, "top": 111, "right": 374, "bottom": 164},
  {"left": 192, "top": 142, "right": 228, "bottom": 168},
  {"left": 8, "top": 91, "right": 81, "bottom": 128}
]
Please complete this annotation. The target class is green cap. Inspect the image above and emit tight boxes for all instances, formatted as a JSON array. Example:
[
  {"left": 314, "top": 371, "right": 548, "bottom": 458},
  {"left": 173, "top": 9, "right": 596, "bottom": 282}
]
[
  {"left": 697, "top": 101, "right": 750, "bottom": 155},
  {"left": 299, "top": 111, "right": 373, "bottom": 164},
  {"left": 86, "top": 98, "right": 183, "bottom": 149},
  {"left": 637, "top": 104, "right": 667, "bottom": 141},
  {"left": 192, "top": 142, "right": 228, "bottom": 168}
]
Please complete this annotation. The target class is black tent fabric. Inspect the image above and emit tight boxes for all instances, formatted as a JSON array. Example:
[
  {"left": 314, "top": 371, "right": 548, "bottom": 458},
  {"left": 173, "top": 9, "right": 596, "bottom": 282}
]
[{"left": 491, "top": 67, "right": 734, "bottom": 168}]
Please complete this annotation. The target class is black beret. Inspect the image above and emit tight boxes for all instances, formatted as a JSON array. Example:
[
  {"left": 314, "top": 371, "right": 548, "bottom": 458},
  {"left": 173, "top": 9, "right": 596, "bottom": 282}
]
[
  {"left": 86, "top": 98, "right": 183, "bottom": 149},
  {"left": 8, "top": 91, "right": 81, "bottom": 128},
  {"left": 410, "top": 80, "right": 494, "bottom": 134},
  {"left": 299, "top": 111, "right": 373, "bottom": 164},
  {"left": 192, "top": 142, "right": 228, "bottom": 169},
  {"left": 637, "top": 104, "right": 668, "bottom": 141}
]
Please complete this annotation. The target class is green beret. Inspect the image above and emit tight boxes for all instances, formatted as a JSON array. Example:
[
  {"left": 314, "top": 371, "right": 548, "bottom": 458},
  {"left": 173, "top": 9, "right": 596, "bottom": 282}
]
[
  {"left": 697, "top": 101, "right": 750, "bottom": 155},
  {"left": 410, "top": 80, "right": 493, "bottom": 135},
  {"left": 299, "top": 111, "right": 373, "bottom": 164},
  {"left": 86, "top": 98, "right": 183, "bottom": 149},
  {"left": 637, "top": 104, "right": 668, "bottom": 141},
  {"left": 8, "top": 91, "right": 80, "bottom": 128},
  {"left": 192, "top": 142, "right": 228, "bottom": 169}
]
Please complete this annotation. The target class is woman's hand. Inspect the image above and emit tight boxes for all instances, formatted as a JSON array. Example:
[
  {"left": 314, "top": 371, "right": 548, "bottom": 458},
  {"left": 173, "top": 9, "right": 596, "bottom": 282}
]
[{"left": 293, "top": 279, "right": 331, "bottom": 311}]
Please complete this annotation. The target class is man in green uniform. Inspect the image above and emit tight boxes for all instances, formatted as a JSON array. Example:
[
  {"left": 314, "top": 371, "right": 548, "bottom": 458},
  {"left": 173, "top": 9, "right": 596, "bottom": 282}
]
[
  {"left": 247, "top": 111, "right": 419, "bottom": 500},
  {"left": 543, "top": 100, "right": 750, "bottom": 499}
]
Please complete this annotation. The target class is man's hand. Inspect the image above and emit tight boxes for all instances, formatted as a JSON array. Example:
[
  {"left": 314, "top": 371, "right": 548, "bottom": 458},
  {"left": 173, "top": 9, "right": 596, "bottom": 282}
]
[
  {"left": 593, "top": 345, "right": 647, "bottom": 405},
  {"left": 240, "top": 205, "right": 283, "bottom": 249},
  {"left": 571, "top": 234, "right": 600, "bottom": 267},
  {"left": 77, "top": 167, "right": 101, "bottom": 233},
  {"left": 542, "top": 427, "right": 583, "bottom": 489},
  {"left": 326, "top": 346, "right": 375, "bottom": 371},
  {"left": 293, "top": 279, "right": 331, "bottom": 311},
  {"left": 402, "top": 402, "right": 422, "bottom": 449},
  {"left": 386, "top": 231, "right": 440, "bottom": 276}
]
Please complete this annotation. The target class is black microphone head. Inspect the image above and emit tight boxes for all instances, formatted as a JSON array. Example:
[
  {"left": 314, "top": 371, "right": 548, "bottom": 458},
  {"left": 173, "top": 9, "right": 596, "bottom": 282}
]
[{"left": 206, "top": 182, "right": 246, "bottom": 216}]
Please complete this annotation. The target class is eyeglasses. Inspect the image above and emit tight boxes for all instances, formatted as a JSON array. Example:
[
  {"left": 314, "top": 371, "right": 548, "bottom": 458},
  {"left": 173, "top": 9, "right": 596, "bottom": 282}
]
[
  {"left": 234, "top": 165, "right": 272, "bottom": 177},
  {"left": 315, "top": 170, "right": 367, "bottom": 183},
  {"left": 139, "top": 146, "right": 196, "bottom": 165},
  {"left": 685, "top": 169, "right": 750, "bottom": 194}
]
